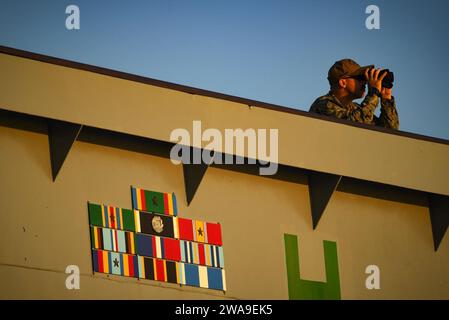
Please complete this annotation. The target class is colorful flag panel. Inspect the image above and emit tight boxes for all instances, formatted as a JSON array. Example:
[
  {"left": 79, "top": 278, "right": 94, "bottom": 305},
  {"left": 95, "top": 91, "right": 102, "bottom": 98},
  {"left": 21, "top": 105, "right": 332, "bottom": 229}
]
[
  {"left": 137, "top": 210, "right": 178, "bottom": 238},
  {"left": 138, "top": 256, "right": 179, "bottom": 284},
  {"left": 89, "top": 203, "right": 221, "bottom": 246},
  {"left": 91, "top": 252, "right": 226, "bottom": 290},
  {"left": 179, "top": 240, "right": 224, "bottom": 268},
  {"left": 88, "top": 203, "right": 135, "bottom": 232},
  {"left": 88, "top": 186, "right": 225, "bottom": 292},
  {"left": 177, "top": 217, "right": 222, "bottom": 246},
  {"left": 134, "top": 233, "right": 223, "bottom": 268},
  {"left": 178, "top": 262, "right": 226, "bottom": 291},
  {"left": 90, "top": 226, "right": 136, "bottom": 254},
  {"left": 92, "top": 249, "right": 139, "bottom": 278},
  {"left": 90, "top": 225, "right": 224, "bottom": 268},
  {"left": 131, "top": 186, "right": 178, "bottom": 216}
]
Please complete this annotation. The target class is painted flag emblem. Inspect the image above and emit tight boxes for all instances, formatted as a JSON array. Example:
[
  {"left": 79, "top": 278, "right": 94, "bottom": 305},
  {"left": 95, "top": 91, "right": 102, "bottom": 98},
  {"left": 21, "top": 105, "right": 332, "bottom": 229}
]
[{"left": 88, "top": 186, "right": 226, "bottom": 291}]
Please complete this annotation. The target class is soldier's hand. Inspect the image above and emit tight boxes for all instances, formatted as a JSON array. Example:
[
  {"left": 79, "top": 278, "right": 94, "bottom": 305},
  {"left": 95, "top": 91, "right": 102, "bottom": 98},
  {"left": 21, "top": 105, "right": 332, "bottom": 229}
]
[
  {"left": 365, "top": 68, "right": 388, "bottom": 92},
  {"left": 381, "top": 87, "right": 392, "bottom": 100}
]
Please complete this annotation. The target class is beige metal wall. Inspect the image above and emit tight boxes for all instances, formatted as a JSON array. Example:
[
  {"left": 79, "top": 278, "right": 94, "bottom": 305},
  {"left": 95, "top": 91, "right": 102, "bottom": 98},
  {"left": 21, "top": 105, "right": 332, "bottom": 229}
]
[
  {"left": 1, "top": 125, "right": 448, "bottom": 299},
  {"left": 0, "top": 51, "right": 448, "bottom": 299}
]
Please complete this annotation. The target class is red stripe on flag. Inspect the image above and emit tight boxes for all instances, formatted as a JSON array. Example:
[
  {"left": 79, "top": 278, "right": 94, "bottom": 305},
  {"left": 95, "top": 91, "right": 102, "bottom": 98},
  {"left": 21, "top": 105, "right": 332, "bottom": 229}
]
[
  {"left": 198, "top": 243, "right": 205, "bottom": 265},
  {"left": 155, "top": 259, "right": 166, "bottom": 282},
  {"left": 178, "top": 218, "right": 194, "bottom": 241},
  {"left": 163, "top": 238, "right": 181, "bottom": 261},
  {"left": 206, "top": 223, "right": 222, "bottom": 246},
  {"left": 163, "top": 193, "right": 169, "bottom": 215},
  {"left": 114, "top": 229, "right": 119, "bottom": 252},
  {"left": 140, "top": 189, "right": 146, "bottom": 211},
  {"left": 98, "top": 250, "right": 104, "bottom": 273},
  {"left": 151, "top": 236, "right": 157, "bottom": 257},
  {"left": 128, "top": 255, "right": 135, "bottom": 277},
  {"left": 108, "top": 206, "right": 115, "bottom": 229}
]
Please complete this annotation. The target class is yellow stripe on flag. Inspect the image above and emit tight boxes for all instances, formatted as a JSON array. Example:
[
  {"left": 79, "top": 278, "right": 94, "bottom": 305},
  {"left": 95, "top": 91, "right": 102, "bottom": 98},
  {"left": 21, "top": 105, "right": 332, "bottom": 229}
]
[
  {"left": 119, "top": 208, "right": 124, "bottom": 230},
  {"left": 93, "top": 227, "right": 99, "bottom": 249},
  {"left": 199, "top": 266, "right": 208, "bottom": 288},
  {"left": 134, "top": 210, "right": 141, "bottom": 233},
  {"left": 123, "top": 252, "right": 129, "bottom": 276},
  {"left": 130, "top": 233, "right": 135, "bottom": 254},
  {"left": 156, "top": 237, "right": 162, "bottom": 259},
  {"left": 195, "top": 220, "right": 205, "bottom": 243},
  {"left": 153, "top": 259, "right": 157, "bottom": 280},
  {"left": 136, "top": 187, "right": 142, "bottom": 210},
  {"left": 167, "top": 193, "right": 173, "bottom": 215},
  {"left": 222, "top": 270, "right": 227, "bottom": 291},
  {"left": 193, "top": 243, "right": 199, "bottom": 264},
  {"left": 173, "top": 217, "right": 179, "bottom": 238},
  {"left": 163, "top": 260, "right": 167, "bottom": 282},
  {"left": 103, "top": 251, "right": 109, "bottom": 273},
  {"left": 205, "top": 244, "right": 211, "bottom": 266},
  {"left": 181, "top": 263, "right": 186, "bottom": 285}
]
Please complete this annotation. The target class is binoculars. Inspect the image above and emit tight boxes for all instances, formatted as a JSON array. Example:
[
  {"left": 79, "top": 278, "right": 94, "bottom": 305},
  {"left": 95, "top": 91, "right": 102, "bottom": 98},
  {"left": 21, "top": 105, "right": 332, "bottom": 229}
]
[
  {"left": 380, "top": 69, "right": 394, "bottom": 89},
  {"left": 353, "top": 68, "right": 394, "bottom": 89}
]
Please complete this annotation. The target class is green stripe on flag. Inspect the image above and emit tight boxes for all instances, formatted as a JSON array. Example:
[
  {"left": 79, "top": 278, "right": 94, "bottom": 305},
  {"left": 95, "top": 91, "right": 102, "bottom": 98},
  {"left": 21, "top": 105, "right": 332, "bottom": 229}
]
[
  {"left": 88, "top": 203, "right": 103, "bottom": 226},
  {"left": 122, "top": 208, "right": 135, "bottom": 231},
  {"left": 90, "top": 226, "right": 95, "bottom": 248},
  {"left": 146, "top": 191, "right": 165, "bottom": 214}
]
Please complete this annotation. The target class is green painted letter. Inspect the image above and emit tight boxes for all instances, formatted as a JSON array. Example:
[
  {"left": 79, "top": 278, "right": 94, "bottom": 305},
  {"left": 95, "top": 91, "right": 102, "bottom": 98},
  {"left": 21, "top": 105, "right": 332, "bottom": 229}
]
[{"left": 284, "top": 234, "right": 341, "bottom": 300}]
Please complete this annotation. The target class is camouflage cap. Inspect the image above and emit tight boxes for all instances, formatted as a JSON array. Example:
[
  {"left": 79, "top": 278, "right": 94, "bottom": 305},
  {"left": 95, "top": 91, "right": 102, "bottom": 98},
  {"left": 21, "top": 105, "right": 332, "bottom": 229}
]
[{"left": 327, "top": 59, "right": 373, "bottom": 83}]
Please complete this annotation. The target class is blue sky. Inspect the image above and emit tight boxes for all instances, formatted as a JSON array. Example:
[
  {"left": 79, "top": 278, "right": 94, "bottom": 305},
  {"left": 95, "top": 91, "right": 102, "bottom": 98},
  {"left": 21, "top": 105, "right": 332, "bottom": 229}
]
[{"left": 1, "top": 0, "right": 449, "bottom": 140}]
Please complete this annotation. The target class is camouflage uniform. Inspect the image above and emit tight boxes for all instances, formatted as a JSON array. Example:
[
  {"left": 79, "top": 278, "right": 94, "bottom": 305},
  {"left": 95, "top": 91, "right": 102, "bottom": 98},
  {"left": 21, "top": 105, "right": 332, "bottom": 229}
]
[{"left": 309, "top": 91, "right": 399, "bottom": 129}]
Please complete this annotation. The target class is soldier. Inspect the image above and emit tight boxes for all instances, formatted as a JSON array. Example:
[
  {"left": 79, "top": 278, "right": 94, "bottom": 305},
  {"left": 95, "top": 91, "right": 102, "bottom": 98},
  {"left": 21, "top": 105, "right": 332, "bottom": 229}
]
[{"left": 309, "top": 59, "right": 399, "bottom": 129}]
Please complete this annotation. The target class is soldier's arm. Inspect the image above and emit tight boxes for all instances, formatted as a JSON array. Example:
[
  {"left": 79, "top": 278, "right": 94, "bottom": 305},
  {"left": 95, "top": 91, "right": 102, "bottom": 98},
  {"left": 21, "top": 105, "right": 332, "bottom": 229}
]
[
  {"left": 378, "top": 96, "right": 399, "bottom": 129},
  {"left": 358, "top": 92, "right": 380, "bottom": 123},
  {"left": 311, "top": 95, "right": 378, "bottom": 124}
]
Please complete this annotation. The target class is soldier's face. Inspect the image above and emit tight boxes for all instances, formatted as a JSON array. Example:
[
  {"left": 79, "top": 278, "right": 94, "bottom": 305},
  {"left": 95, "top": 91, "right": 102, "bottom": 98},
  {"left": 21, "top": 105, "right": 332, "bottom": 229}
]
[{"left": 346, "top": 78, "right": 366, "bottom": 99}]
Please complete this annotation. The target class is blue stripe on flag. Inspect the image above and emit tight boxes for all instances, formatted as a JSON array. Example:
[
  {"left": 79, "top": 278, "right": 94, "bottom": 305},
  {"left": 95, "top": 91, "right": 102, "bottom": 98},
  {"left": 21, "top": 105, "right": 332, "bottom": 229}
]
[
  {"left": 103, "top": 205, "right": 109, "bottom": 228},
  {"left": 135, "top": 233, "right": 153, "bottom": 257},
  {"left": 184, "top": 264, "right": 199, "bottom": 287},
  {"left": 210, "top": 245, "right": 215, "bottom": 267},
  {"left": 131, "top": 187, "right": 137, "bottom": 210},
  {"left": 207, "top": 267, "right": 223, "bottom": 290},
  {"left": 116, "top": 208, "right": 121, "bottom": 230},
  {"left": 92, "top": 250, "right": 99, "bottom": 272},
  {"left": 119, "top": 253, "right": 124, "bottom": 275},
  {"left": 133, "top": 255, "right": 139, "bottom": 276},
  {"left": 172, "top": 193, "right": 178, "bottom": 216},
  {"left": 108, "top": 251, "right": 112, "bottom": 274}
]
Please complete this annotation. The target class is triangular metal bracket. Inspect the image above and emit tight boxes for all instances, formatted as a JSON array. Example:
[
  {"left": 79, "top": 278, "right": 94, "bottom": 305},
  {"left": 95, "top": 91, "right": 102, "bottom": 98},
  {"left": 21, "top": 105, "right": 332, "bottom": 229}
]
[
  {"left": 308, "top": 171, "right": 342, "bottom": 229},
  {"left": 182, "top": 147, "right": 213, "bottom": 206},
  {"left": 47, "top": 119, "right": 82, "bottom": 181},
  {"left": 428, "top": 193, "right": 449, "bottom": 251}
]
